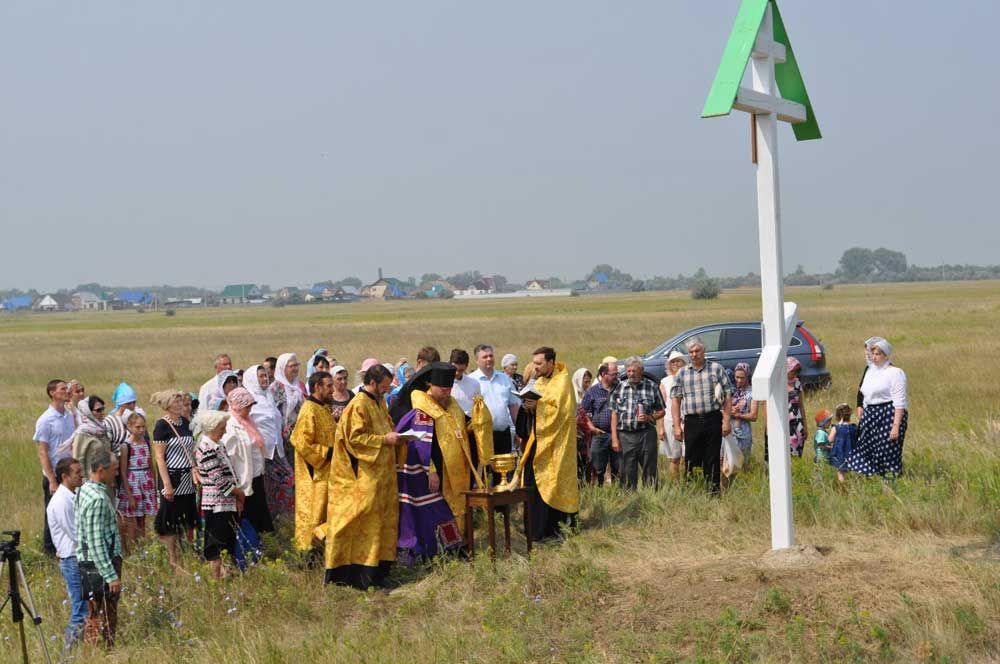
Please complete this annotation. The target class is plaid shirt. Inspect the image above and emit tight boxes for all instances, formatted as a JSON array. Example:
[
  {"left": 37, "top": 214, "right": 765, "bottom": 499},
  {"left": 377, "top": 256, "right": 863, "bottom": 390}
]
[
  {"left": 580, "top": 383, "right": 613, "bottom": 432},
  {"left": 75, "top": 480, "right": 122, "bottom": 583},
  {"left": 670, "top": 360, "right": 732, "bottom": 416},
  {"left": 610, "top": 377, "right": 665, "bottom": 431}
]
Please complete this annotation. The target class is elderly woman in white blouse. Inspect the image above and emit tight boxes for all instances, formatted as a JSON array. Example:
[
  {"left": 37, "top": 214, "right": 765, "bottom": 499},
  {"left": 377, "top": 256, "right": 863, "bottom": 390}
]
[{"left": 841, "top": 337, "right": 908, "bottom": 478}]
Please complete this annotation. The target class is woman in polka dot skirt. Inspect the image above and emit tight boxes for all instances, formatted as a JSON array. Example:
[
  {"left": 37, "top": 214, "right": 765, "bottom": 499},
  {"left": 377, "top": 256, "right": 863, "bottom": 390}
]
[{"left": 842, "top": 337, "right": 908, "bottom": 479}]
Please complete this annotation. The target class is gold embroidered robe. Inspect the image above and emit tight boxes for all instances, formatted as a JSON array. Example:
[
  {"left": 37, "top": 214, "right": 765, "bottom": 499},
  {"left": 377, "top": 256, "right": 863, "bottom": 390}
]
[
  {"left": 323, "top": 390, "right": 398, "bottom": 570},
  {"left": 290, "top": 398, "right": 336, "bottom": 551},
  {"left": 409, "top": 390, "right": 477, "bottom": 525},
  {"left": 530, "top": 362, "right": 580, "bottom": 514}
]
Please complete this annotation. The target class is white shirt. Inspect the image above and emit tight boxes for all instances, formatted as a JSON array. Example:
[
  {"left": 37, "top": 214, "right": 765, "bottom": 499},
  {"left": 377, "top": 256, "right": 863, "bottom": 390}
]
[
  {"left": 250, "top": 395, "right": 284, "bottom": 460},
  {"left": 860, "top": 362, "right": 907, "bottom": 409},
  {"left": 46, "top": 484, "right": 77, "bottom": 559},
  {"left": 33, "top": 405, "right": 76, "bottom": 472},
  {"left": 451, "top": 374, "right": 482, "bottom": 416},
  {"left": 223, "top": 420, "right": 265, "bottom": 495},
  {"left": 468, "top": 368, "right": 520, "bottom": 431},
  {"left": 198, "top": 375, "right": 221, "bottom": 413}
]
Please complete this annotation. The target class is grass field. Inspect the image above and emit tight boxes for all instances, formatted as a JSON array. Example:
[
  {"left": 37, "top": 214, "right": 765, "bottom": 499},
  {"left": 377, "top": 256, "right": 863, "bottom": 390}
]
[{"left": 1, "top": 281, "right": 999, "bottom": 662}]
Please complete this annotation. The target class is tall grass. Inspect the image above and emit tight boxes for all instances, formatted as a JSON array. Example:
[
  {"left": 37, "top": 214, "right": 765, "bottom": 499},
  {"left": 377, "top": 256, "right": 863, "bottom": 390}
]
[{"left": 1, "top": 281, "right": 999, "bottom": 661}]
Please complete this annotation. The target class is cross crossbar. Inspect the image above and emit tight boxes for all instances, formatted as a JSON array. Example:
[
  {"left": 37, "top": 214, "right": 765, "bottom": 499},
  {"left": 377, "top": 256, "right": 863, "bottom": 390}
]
[{"left": 734, "top": 88, "right": 806, "bottom": 123}]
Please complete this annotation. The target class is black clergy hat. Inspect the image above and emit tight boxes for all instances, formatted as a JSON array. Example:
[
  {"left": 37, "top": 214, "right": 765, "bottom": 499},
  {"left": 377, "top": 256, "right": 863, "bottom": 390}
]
[
  {"left": 428, "top": 362, "right": 456, "bottom": 387},
  {"left": 388, "top": 361, "right": 455, "bottom": 423}
]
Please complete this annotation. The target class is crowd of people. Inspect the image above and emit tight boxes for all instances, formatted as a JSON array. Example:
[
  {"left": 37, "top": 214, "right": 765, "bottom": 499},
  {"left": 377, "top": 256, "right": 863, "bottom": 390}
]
[{"left": 31, "top": 334, "right": 908, "bottom": 651}]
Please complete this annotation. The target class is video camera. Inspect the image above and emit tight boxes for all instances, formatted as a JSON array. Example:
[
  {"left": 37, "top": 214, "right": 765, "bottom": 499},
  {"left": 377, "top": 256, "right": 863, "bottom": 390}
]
[{"left": 0, "top": 531, "right": 20, "bottom": 556}]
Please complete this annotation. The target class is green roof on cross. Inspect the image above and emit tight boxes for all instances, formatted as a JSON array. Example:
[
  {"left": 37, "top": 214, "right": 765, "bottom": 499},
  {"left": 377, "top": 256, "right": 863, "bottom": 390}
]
[{"left": 701, "top": 0, "right": 821, "bottom": 141}]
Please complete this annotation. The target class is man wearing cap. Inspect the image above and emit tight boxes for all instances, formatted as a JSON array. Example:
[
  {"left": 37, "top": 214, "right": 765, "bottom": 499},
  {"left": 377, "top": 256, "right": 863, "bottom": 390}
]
[
  {"left": 391, "top": 362, "right": 488, "bottom": 555},
  {"left": 290, "top": 371, "right": 337, "bottom": 554},
  {"left": 518, "top": 347, "right": 579, "bottom": 540}
]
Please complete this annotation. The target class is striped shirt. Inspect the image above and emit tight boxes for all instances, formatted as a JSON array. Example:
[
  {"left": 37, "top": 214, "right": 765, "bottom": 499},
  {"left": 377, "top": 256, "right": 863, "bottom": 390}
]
[
  {"left": 152, "top": 417, "right": 196, "bottom": 495},
  {"left": 670, "top": 360, "right": 732, "bottom": 416},
  {"left": 104, "top": 414, "right": 127, "bottom": 456},
  {"left": 76, "top": 480, "right": 122, "bottom": 583},
  {"left": 195, "top": 437, "right": 238, "bottom": 512}
]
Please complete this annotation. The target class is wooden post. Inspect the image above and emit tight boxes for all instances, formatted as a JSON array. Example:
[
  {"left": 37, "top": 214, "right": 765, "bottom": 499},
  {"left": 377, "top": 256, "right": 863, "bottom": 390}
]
[{"left": 752, "top": 4, "right": 794, "bottom": 550}]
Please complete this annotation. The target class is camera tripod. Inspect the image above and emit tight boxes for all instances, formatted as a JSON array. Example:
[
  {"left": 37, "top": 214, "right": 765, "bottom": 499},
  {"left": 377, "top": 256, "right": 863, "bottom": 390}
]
[{"left": 0, "top": 531, "right": 52, "bottom": 664}]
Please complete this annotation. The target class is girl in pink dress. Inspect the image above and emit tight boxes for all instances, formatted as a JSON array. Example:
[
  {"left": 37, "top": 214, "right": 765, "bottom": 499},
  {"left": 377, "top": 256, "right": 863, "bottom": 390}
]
[{"left": 118, "top": 411, "right": 158, "bottom": 552}]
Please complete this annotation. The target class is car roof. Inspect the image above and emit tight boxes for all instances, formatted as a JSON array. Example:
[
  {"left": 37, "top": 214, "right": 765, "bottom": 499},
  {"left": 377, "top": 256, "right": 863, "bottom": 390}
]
[{"left": 644, "top": 321, "right": 810, "bottom": 357}]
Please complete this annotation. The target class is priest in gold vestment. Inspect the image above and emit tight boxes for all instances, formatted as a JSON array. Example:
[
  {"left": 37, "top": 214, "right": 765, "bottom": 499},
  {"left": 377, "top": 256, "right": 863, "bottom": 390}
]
[
  {"left": 323, "top": 364, "right": 403, "bottom": 589},
  {"left": 516, "top": 346, "right": 579, "bottom": 541},
  {"left": 290, "top": 370, "right": 337, "bottom": 553}
]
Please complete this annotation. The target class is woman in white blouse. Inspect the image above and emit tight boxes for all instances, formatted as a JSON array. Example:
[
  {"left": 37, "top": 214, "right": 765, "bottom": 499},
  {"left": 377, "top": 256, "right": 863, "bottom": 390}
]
[{"left": 841, "top": 337, "right": 908, "bottom": 478}]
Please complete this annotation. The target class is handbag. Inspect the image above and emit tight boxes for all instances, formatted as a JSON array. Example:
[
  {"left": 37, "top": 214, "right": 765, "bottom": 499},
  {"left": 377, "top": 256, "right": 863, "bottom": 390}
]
[{"left": 78, "top": 559, "right": 106, "bottom": 600}]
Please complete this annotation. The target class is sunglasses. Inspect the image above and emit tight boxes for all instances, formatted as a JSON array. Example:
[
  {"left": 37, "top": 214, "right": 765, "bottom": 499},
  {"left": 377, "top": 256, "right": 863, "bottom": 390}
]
[{"left": 93, "top": 407, "right": 105, "bottom": 414}]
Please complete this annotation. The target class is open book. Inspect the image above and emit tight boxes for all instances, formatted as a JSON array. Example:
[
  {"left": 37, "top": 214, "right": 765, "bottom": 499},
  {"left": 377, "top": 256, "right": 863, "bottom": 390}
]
[
  {"left": 397, "top": 428, "right": 433, "bottom": 442},
  {"left": 517, "top": 380, "right": 542, "bottom": 401}
]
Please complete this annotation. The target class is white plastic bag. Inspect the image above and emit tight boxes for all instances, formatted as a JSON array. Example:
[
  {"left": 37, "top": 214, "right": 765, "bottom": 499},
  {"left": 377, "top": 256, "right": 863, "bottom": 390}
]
[{"left": 721, "top": 434, "right": 744, "bottom": 477}]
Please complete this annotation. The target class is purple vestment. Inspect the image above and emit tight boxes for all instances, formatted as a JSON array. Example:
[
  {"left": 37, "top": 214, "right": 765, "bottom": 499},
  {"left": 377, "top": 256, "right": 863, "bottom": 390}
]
[{"left": 396, "top": 410, "right": 462, "bottom": 564}]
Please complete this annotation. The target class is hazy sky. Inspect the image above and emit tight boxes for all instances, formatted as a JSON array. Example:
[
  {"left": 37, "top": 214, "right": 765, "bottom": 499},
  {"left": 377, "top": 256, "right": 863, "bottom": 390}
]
[{"left": 3, "top": 1, "right": 998, "bottom": 291}]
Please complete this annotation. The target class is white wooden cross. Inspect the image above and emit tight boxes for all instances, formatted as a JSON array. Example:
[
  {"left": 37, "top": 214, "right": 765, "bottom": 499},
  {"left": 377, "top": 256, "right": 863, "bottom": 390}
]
[{"left": 701, "top": 0, "right": 821, "bottom": 550}]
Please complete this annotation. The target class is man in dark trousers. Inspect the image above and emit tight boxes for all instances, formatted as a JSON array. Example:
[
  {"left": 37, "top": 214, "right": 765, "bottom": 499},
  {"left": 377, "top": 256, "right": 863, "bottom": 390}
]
[{"left": 670, "top": 338, "right": 732, "bottom": 494}]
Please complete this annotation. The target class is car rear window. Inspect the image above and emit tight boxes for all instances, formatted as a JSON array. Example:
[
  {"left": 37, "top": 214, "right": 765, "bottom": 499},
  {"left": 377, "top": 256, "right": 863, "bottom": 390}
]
[
  {"left": 723, "top": 327, "right": 761, "bottom": 351},
  {"left": 674, "top": 329, "right": 722, "bottom": 354}
]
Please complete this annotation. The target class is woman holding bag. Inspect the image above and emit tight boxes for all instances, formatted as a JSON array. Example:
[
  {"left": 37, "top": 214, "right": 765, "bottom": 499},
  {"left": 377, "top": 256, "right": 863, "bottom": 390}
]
[{"left": 150, "top": 390, "right": 199, "bottom": 568}]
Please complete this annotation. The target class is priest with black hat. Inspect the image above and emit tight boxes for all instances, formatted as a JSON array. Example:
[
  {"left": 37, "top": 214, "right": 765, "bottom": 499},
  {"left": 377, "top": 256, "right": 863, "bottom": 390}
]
[{"left": 391, "top": 362, "right": 493, "bottom": 561}]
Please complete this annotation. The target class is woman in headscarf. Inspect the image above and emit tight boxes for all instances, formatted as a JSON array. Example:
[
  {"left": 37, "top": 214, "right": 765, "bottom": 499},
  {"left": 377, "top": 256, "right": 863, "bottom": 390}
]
[
  {"left": 105, "top": 381, "right": 139, "bottom": 456},
  {"left": 244, "top": 364, "right": 294, "bottom": 519},
  {"left": 70, "top": 396, "right": 112, "bottom": 483},
  {"left": 306, "top": 348, "right": 329, "bottom": 379},
  {"left": 210, "top": 371, "right": 240, "bottom": 412},
  {"left": 224, "top": 387, "right": 274, "bottom": 534},
  {"left": 786, "top": 357, "right": 807, "bottom": 457},
  {"left": 729, "top": 362, "right": 759, "bottom": 459},
  {"left": 856, "top": 337, "right": 880, "bottom": 420},
  {"left": 386, "top": 363, "right": 414, "bottom": 409},
  {"left": 572, "top": 368, "right": 593, "bottom": 482},
  {"left": 270, "top": 353, "right": 306, "bottom": 449},
  {"left": 501, "top": 354, "right": 525, "bottom": 391},
  {"left": 150, "top": 389, "right": 198, "bottom": 568},
  {"left": 842, "top": 337, "right": 908, "bottom": 479}
]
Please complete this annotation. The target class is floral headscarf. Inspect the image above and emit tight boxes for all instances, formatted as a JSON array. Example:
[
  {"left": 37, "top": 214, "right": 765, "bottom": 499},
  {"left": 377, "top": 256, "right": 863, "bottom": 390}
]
[
  {"left": 732, "top": 362, "right": 752, "bottom": 412},
  {"left": 227, "top": 387, "right": 265, "bottom": 448}
]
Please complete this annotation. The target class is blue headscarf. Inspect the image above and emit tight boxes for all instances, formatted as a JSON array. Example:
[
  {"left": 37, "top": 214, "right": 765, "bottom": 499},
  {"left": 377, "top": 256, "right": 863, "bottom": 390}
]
[
  {"left": 112, "top": 382, "right": 138, "bottom": 408},
  {"left": 306, "top": 348, "right": 329, "bottom": 378}
]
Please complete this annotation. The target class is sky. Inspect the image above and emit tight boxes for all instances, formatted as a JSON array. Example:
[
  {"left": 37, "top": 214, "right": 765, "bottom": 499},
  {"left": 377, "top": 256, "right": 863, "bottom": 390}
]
[{"left": 2, "top": 1, "right": 998, "bottom": 292}]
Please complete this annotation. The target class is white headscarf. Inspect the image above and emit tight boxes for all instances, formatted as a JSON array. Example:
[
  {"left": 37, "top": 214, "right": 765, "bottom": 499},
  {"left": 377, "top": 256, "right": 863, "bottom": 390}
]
[
  {"left": 211, "top": 370, "right": 239, "bottom": 411},
  {"left": 243, "top": 364, "right": 284, "bottom": 459},
  {"left": 501, "top": 353, "right": 518, "bottom": 369},
  {"left": 571, "top": 368, "right": 591, "bottom": 401},
  {"left": 868, "top": 337, "right": 892, "bottom": 364},
  {"left": 193, "top": 409, "right": 230, "bottom": 440},
  {"left": 272, "top": 352, "right": 304, "bottom": 414}
]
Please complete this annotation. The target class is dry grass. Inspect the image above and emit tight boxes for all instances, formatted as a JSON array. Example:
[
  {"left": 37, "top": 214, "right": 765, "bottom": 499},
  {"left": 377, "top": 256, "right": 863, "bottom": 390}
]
[{"left": 1, "top": 281, "right": 1000, "bottom": 662}]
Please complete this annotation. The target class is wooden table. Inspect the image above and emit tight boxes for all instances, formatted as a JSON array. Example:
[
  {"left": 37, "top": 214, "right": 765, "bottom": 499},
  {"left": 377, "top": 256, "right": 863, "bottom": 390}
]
[{"left": 461, "top": 487, "right": 532, "bottom": 559}]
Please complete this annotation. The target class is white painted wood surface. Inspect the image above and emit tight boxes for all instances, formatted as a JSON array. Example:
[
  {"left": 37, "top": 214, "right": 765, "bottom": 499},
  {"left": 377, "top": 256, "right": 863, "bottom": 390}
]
[{"left": 748, "top": 4, "right": 796, "bottom": 551}]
